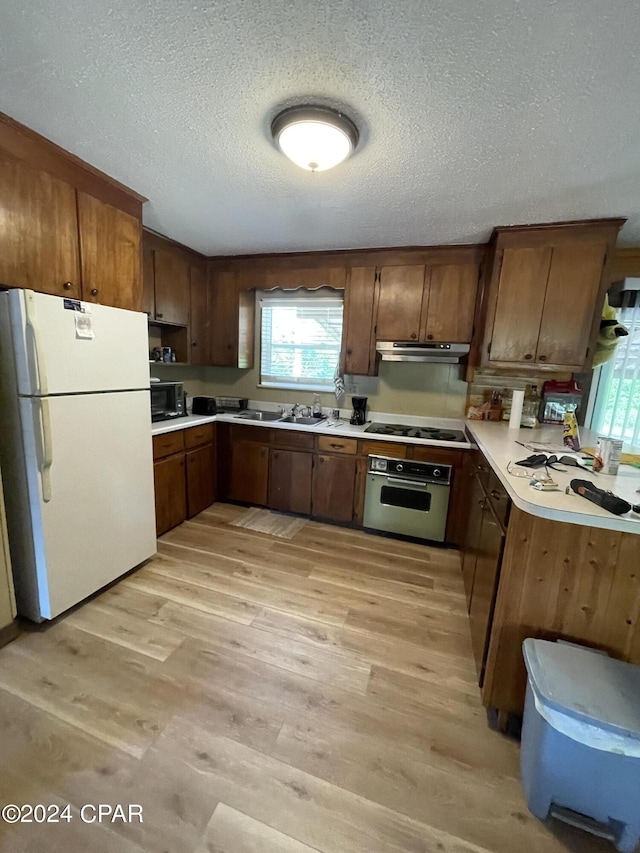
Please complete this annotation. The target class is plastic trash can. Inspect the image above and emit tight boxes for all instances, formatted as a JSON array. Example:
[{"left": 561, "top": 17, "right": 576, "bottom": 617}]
[{"left": 521, "top": 639, "right": 640, "bottom": 853}]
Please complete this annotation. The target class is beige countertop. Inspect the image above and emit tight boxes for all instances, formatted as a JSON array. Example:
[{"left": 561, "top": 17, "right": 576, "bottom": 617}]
[
  {"left": 151, "top": 407, "right": 474, "bottom": 451},
  {"left": 466, "top": 421, "right": 640, "bottom": 534}
]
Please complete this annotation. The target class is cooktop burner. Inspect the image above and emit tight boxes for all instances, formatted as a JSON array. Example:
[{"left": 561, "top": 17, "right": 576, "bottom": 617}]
[{"left": 364, "top": 422, "right": 467, "bottom": 443}]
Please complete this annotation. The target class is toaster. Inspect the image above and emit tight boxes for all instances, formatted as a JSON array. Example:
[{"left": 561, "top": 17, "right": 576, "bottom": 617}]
[{"left": 191, "top": 396, "right": 217, "bottom": 415}]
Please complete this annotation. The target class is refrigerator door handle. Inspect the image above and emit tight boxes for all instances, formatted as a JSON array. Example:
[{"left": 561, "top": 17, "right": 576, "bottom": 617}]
[
  {"left": 36, "top": 398, "right": 54, "bottom": 502},
  {"left": 24, "top": 290, "right": 49, "bottom": 396}
]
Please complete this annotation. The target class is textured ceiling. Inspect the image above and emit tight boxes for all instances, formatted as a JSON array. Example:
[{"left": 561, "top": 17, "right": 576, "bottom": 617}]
[{"left": 2, "top": 1, "right": 640, "bottom": 254}]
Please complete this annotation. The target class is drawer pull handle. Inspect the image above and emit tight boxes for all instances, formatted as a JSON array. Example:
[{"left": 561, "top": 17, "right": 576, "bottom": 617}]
[
  {"left": 490, "top": 489, "right": 503, "bottom": 500},
  {"left": 330, "top": 443, "right": 344, "bottom": 449}
]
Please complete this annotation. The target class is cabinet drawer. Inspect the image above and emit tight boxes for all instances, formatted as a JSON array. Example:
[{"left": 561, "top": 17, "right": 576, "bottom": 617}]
[
  {"left": 486, "top": 470, "right": 510, "bottom": 529},
  {"left": 271, "top": 429, "right": 315, "bottom": 451},
  {"left": 359, "top": 440, "right": 407, "bottom": 459},
  {"left": 317, "top": 435, "right": 358, "bottom": 455},
  {"left": 231, "top": 424, "right": 268, "bottom": 443},
  {"left": 411, "top": 446, "right": 464, "bottom": 468},
  {"left": 184, "top": 423, "right": 214, "bottom": 450},
  {"left": 153, "top": 430, "right": 185, "bottom": 460}
]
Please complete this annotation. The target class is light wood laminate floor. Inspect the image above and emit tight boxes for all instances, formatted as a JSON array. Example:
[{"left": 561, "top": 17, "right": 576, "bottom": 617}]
[{"left": 0, "top": 503, "right": 613, "bottom": 853}]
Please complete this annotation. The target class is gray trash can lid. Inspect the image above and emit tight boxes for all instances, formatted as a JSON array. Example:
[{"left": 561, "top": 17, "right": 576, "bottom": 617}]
[{"left": 523, "top": 639, "right": 640, "bottom": 742}]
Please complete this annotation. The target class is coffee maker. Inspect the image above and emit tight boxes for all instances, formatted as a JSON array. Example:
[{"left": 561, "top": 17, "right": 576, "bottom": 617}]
[{"left": 350, "top": 397, "right": 368, "bottom": 425}]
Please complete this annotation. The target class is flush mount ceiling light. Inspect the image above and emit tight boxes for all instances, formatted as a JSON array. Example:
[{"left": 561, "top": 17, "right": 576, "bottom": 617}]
[{"left": 271, "top": 105, "right": 359, "bottom": 172}]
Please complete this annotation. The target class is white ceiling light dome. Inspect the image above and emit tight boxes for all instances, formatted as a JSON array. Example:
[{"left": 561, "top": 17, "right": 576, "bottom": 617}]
[{"left": 271, "top": 105, "right": 359, "bottom": 172}]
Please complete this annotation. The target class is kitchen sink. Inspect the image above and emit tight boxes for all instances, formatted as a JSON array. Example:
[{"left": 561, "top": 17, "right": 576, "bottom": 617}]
[
  {"left": 234, "top": 410, "right": 283, "bottom": 421},
  {"left": 278, "top": 416, "right": 326, "bottom": 426}
]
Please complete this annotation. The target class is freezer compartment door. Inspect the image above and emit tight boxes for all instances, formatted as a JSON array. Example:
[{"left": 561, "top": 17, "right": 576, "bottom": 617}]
[
  {"left": 9, "top": 289, "right": 150, "bottom": 395},
  {"left": 19, "top": 390, "right": 156, "bottom": 619}
]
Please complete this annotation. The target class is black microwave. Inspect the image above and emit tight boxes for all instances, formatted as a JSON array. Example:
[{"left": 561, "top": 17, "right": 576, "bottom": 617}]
[{"left": 150, "top": 381, "right": 186, "bottom": 422}]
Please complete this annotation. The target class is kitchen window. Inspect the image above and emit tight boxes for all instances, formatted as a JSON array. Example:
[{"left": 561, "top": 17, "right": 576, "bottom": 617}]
[
  {"left": 590, "top": 281, "right": 640, "bottom": 444},
  {"left": 258, "top": 289, "right": 344, "bottom": 391}
]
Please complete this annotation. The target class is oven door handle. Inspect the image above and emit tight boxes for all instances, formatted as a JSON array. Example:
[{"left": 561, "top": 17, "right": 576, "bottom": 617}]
[{"left": 386, "top": 476, "right": 429, "bottom": 487}]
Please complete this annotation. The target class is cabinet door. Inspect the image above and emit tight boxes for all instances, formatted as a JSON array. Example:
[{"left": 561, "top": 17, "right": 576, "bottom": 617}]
[
  {"left": 0, "top": 153, "right": 81, "bottom": 298},
  {"left": 154, "top": 247, "right": 190, "bottom": 325},
  {"left": 190, "top": 263, "right": 210, "bottom": 365},
  {"left": 141, "top": 234, "right": 155, "bottom": 317},
  {"left": 230, "top": 440, "right": 269, "bottom": 506},
  {"left": 186, "top": 444, "right": 215, "bottom": 517},
  {"left": 375, "top": 266, "right": 426, "bottom": 341},
  {"left": 461, "top": 472, "right": 485, "bottom": 611},
  {"left": 536, "top": 242, "right": 607, "bottom": 368},
  {"left": 269, "top": 449, "right": 313, "bottom": 515},
  {"left": 468, "top": 500, "right": 505, "bottom": 684},
  {"left": 423, "top": 263, "right": 478, "bottom": 343},
  {"left": 342, "top": 267, "right": 376, "bottom": 375},
  {"left": 311, "top": 455, "right": 356, "bottom": 523},
  {"left": 154, "top": 454, "right": 187, "bottom": 536},
  {"left": 77, "top": 192, "right": 142, "bottom": 311},
  {"left": 489, "top": 247, "right": 552, "bottom": 364},
  {"left": 210, "top": 271, "right": 238, "bottom": 366}
]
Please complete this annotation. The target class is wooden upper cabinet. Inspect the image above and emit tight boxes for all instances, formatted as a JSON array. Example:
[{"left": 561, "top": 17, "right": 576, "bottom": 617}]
[
  {"left": 421, "top": 263, "right": 479, "bottom": 343},
  {"left": 141, "top": 234, "right": 155, "bottom": 317},
  {"left": 375, "top": 265, "right": 426, "bottom": 340},
  {"left": 154, "top": 247, "right": 190, "bottom": 325},
  {"left": 190, "top": 262, "right": 210, "bottom": 365},
  {"left": 77, "top": 191, "right": 142, "bottom": 311},
  {"left": 210, "top": 270, "right": 238, "bottom": 366},
  {"left": 0, "top": 153, "right": 81, "bottom": 298},
  {"left": 0, "top": 114, "right": 145, "bottom": 310},
  {"left": 536, "top": 242, "right": 607, "bottom": 367},
  {"left": 489, "top": 247, "right": 552, "bottom": 364},
  {"left": 342, "top": 266, "right": 376, "bottom": 375},
  {"left": 210, "top": 269, "right": 255, "bottom": 368},
  {"left": 483, "top": 220, "right": 624, "bottom": 371}
]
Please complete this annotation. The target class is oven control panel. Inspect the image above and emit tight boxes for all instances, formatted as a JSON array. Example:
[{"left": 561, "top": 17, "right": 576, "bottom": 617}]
[{"left": 367, "top": 455, "right": 452, "bottom": 485}]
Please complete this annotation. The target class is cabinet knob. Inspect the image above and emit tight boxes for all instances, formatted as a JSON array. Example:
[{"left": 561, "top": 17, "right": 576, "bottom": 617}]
[
  {"left": 347, "top": 348, "right": 353, "bottom": 355},
  {"left": 524, "top": 353, "right": 533, "bottom": 360},
  {"left": 63, "top": 281, "right": 73, "bottom": 291},
  {"left": 539, "top": 354, "right": 547, "bottom": 362},
  {"left": 192, "top": 341, "right": 198, "bottom": 347},
  {"left": 157, "top": 313, "right": 164, "bottom": 319},
  {"left": 490, "top": 489, "right": 503, "bottom": 500},
  {"left": 411, "top": 332, "right": 417, "bottom": 339},
  {"left": 90, "top": 288, "right": 99, "bottom": 297},
  {"left": 427, "top": 334, "right": 433, "bottom": 340}
]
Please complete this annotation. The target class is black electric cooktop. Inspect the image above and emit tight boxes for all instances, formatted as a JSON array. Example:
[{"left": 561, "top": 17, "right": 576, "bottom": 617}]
[{"left": 364, "top": 422, "right": 467, "bottom": 443}]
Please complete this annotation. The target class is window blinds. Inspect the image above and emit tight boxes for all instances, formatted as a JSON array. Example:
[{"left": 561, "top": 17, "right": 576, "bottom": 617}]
[
  {"left": 259, "top": 292, "right": 344, "bottom": 390},
  {"left": 594, "top": 287, "right": 640, "bottom": 445}
]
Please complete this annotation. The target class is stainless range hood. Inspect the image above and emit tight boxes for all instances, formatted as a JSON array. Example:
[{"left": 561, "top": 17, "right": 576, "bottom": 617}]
[{"left": 376, "top": 341, "right": 470, "bottom": 363}]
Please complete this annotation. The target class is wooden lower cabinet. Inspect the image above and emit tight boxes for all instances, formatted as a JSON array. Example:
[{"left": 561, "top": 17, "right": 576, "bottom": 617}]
[
  {"left": 154, "top": 454, "right": 187, "bottom": 536},
  {"left": 468, "top": 497, "right": 505, "bottom": 684},
  {"left": 230, "top": 440, "right": 269, "bottom": 506},
  {"left": 186, "top": 444, "right": 216, "bottom": 517},
  {"left": 269, "top": 449, "right": 312, "bottom": 515},
  {"left": 153, "top": 426, "right": 216, "bottom": 535},
  {"left": 461, "top": 471, "right": 485, "bottom": 610},
  {"left": 482, "top": 508, "right": 640, "bottom": 716},
  {"left": 311, "top": 454, "right": 357, "bottom": 523}
]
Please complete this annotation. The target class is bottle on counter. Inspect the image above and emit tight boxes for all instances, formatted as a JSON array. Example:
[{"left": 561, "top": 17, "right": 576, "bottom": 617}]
[
  {"left": 521, "top": 384, "right": 539, "bottom": 428},
  {"left": 312, "top": 394, "right": 323, "bottom": 419}
]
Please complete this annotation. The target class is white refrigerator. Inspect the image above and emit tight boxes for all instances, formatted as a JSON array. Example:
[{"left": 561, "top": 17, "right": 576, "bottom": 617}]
[{"left": 0, "top": 289, "right": 156, "bottom": 621}]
